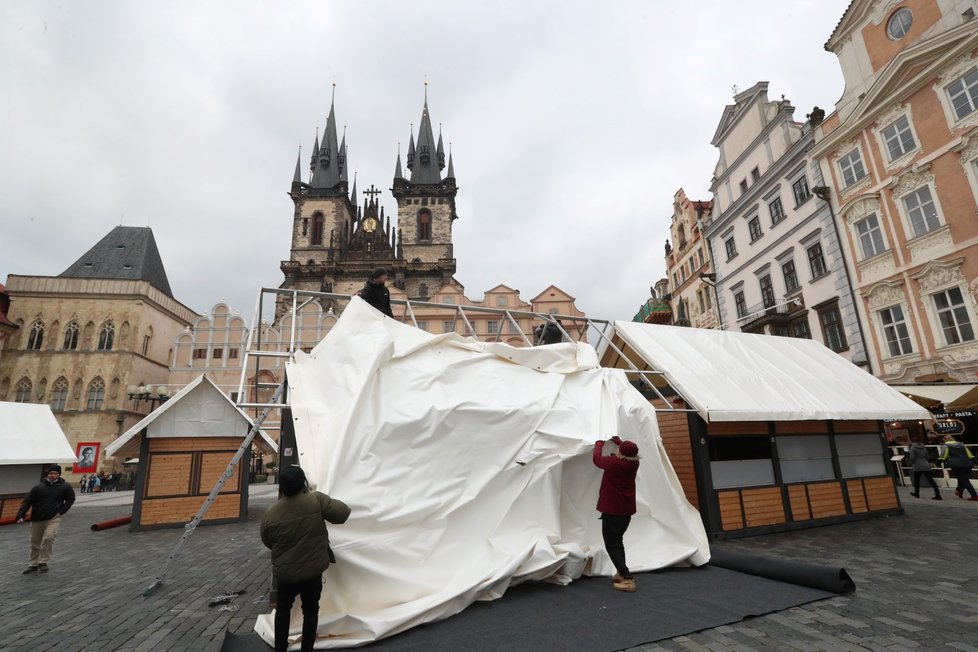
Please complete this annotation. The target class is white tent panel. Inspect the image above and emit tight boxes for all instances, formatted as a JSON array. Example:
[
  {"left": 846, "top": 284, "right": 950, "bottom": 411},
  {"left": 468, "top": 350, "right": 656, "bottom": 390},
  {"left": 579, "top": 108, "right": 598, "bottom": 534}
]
[
  {"left": 255, "top": 299, "right": 709, "bottom": 648},
  {"left": 0, "top": 402, "right": 76, "bottom": 465},
  {"left": 612, "top": 321, "right": 932, "bottom": 422}
]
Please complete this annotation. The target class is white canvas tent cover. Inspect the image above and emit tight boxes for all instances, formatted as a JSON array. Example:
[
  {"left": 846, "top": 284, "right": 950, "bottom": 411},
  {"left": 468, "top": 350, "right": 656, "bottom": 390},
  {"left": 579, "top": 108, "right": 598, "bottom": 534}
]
[
  {"left": 893, "top": 383, "right": 978, "bottom": 411},
  {"left": 105, "top": 374, "right": 278, "bottom": 459},
  {"left": 255, "top": 299, "right": 709, "bottom": 648},
  {"left": 610, "top": 321, "right": 932, "bottom": 422},
  {"left": 0, "top": 402, "right": 76, "bottom": 465}
]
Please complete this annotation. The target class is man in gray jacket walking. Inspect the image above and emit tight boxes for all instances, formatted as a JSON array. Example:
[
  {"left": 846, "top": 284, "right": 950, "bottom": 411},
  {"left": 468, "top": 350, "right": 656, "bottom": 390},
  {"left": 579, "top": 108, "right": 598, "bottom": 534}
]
[{"left": 906, "top": 439, "right": 942, "bottom": 500}]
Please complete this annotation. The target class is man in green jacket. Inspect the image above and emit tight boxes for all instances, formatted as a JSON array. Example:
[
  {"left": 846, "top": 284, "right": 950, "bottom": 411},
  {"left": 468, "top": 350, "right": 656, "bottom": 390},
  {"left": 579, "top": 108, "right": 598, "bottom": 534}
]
[
  {"left": 939, "top": 435, "right": 977, "bottom": 500},
  {"left": 261, "top": 465, "right": 351, "bottom": 652}
]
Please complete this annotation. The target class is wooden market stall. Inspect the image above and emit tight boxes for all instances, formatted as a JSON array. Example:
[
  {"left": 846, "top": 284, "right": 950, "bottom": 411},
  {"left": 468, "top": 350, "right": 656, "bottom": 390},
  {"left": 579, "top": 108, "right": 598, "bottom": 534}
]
[
  {"left": 105, "top": 374, "right": 277, "bottom": 531},
  {"left": 0, "top": 402, "right": 76, "bottom": 521},
  {"left": 600, "top": 322, "right": 931, "bottom": 539}
]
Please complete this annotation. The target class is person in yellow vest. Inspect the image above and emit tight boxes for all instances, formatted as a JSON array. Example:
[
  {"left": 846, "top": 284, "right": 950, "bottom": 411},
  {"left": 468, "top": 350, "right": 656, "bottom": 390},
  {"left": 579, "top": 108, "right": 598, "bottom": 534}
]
[{"left": 939, "top": 435, "right": 977, "bottom": 500}]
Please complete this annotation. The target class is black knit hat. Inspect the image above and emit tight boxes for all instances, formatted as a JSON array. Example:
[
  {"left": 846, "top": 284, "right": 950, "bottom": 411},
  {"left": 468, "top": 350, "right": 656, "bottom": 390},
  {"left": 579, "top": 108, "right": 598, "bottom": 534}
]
[
  {"left": 370, "top": 267, "right": 388, "bottom": 279},
  {"left": 48, "top": 464, "right": 62, "bottom": 474},
  {"left": 279, "top": 465, "right": 307, "bottom": 497}
]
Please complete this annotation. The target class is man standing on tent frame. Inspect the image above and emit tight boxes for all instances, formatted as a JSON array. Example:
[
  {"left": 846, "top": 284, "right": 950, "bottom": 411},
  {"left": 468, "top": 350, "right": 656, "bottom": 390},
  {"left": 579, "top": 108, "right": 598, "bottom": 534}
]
[
  {"left": 593, "top": 436, "right": 640, "bottom": 592},
  {"left": 357, "top": 267, "right": 394, "bottom": 317}
]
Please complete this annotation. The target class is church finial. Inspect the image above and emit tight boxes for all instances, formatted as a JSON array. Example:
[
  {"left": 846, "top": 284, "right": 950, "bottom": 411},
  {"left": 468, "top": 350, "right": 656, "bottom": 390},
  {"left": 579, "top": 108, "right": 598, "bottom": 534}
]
[
  {"left": 350, "top": 171, "right": 358, "bottom": 205},
  {"left": 446, "top": 142, "right": 455, "bottom": 179},
  {"left": 293, "top": 145, "right": 302, "bottom": 184},
  {"left": 424, "top": 75, "right": 428, "bottom": 106},
  {"left": 394, "top": 143, "right": 404, "bottom": 179},
  {"left": 436, "top": 123, "right": 445, "bottom": 170}
]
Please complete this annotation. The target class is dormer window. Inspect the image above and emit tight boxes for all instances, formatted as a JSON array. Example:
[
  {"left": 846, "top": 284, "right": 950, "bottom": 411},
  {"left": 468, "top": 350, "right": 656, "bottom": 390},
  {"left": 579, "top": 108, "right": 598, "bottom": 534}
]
[{"left": 887, "top": 8, "right": 912, "bottom": 39}]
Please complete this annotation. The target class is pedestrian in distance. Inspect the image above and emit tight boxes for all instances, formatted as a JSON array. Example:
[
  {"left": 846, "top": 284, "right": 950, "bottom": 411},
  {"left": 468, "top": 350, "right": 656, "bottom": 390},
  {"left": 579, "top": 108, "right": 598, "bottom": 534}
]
[
  {"left": 261, "top": 465, "right": 351, "bottom": 652},
  {"left": 907, "top": 437, "right": 942, "bottom": 500},
  {"left": 357, "top": 267, "right": 393, "bottom": 317},
  {"left": 16, "top": 464, "right": 76, "bottom": 574},
  {"left": 939, "top": 435, "right": 977, "bottom": 500},
  {"left": 592, "top": 435, "right": 640, "bottom": 592},
  {"left": 79, "top": 474, "right": 87, "bottom": 493}
]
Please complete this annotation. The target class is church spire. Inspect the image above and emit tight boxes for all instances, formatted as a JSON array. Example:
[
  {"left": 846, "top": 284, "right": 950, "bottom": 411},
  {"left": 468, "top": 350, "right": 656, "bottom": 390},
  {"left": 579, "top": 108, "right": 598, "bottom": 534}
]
[
  {"left": 292, "top": 146, "right": 302, "bottom": 185},
  {"left": 339, "top": 127, "right": 348, "bottom": 182},
  {"left": 436, "top": 125, "right": 445, "bottom": 170},
  {"left": 311, "top": 84, "right": 344, "bottom": 189},
  {"left": 410, "top": 89, "right": 441, "bottom": 184},
  {"left": 447, "top": 147, "right": 455, "bottom": 179},
  {"left": 350, "top": 172, "right": 358, "bottom": 206},
  {"left": 309, "top": 128, "right": 319, "bottom": 179},
  {"left": 394, "top": 144, "right": 404, "bottom": 180}
]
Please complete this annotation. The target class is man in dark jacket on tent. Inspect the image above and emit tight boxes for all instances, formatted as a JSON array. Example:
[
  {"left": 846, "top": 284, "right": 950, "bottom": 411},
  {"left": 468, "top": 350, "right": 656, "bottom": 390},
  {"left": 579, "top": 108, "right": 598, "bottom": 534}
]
[
  {"left": 261, "top": 465, "right": 351, "bottom": 652},
  {"left": 16, "top": 464, "right": 75, "bottom": 574},
  {"left": 593, "top": 436, "right": 640, "bottom": 592},
  {"left": 357, "top": 267, "right": 393, "bottom": 317}
]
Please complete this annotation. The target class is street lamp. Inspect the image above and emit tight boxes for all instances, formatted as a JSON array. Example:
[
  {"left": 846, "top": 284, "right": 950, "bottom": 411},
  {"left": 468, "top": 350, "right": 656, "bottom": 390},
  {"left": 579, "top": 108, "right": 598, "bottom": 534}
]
[{"left": 127, "top": 384, "right": 171, "bottom": 410}]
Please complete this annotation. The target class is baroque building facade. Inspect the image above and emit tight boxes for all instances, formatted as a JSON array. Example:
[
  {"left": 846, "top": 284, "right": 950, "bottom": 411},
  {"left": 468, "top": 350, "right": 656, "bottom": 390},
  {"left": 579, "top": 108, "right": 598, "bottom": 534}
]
[
  {"left": 664, "top": 189, "right": 716, "bottom": 329},
  {"left": 702, "top": 83, "right": 868, "bottom": 367},
  {"left": 0, "top": 227, "right": 198, "bottom": 482},
  {"left": 812, "top": 0, "right": 978, "bottom": 382}
]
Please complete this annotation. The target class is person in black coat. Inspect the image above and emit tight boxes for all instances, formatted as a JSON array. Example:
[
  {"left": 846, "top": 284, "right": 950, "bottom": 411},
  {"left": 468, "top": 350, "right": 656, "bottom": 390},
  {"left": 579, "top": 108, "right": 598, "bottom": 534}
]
[
  {"left": 16, "top": 464, "right": 76, "bottom": 573},
  {"left": 357, "top": 267, "right": 393, "bottom": 317}
]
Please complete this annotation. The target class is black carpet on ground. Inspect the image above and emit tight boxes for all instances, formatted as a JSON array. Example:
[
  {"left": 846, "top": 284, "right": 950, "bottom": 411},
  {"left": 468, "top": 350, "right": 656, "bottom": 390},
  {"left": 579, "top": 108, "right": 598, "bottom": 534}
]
[{"left": 223, "top": 558, "right": 849, "bottom": 652}]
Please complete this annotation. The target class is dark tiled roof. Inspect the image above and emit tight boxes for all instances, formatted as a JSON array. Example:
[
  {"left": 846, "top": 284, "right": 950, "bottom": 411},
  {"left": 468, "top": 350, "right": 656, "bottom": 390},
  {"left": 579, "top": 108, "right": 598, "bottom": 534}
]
[{"left": 59, "top": 226, "right": 173, "bottom": 297}]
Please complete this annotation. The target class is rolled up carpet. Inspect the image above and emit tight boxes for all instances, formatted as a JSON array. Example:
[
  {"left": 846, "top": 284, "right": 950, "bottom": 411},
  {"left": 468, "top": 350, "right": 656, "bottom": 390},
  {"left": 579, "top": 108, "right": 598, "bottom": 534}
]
[
  {"left": 709, "top": 548, "right": 855, "bottom": 594},
  {"left": 91, "top": 515, "right": 132, "bottom": 531}
]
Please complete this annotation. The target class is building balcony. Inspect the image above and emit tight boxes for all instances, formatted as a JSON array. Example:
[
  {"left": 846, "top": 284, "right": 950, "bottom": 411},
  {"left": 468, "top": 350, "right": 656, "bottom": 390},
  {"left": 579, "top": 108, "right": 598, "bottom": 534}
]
[
  {"left": 737, "top": 295, "right": 805, "bottom": 331},
  {"left": 633, "top": 297, "right": 672, "bottom": 324}
]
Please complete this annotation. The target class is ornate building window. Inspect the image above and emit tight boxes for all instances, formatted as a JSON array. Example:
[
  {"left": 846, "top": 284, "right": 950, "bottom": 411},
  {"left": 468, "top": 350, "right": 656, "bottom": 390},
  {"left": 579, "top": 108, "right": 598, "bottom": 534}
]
[
  {"left": 782, "top": 260, "right": 799, "bottom": 293},
  {"left": 27, "top": 320, "right": 44, "bottom": 350},
  {"left": 947, "top": 65, "right": 978, "bottom": 120},
  {"left": 759, "top": 275, "right": 775, "bottom": 308},
  {"left": 311, "top": 213, "right": 324, "bottom": 245},
  {"left": 748, "top": 216, "right": 763, "bottom": 242},
  {"left": 768, "top": 196, "right": 785, "bottom": 225},
  {"left": 837, "top": 150, "right": 866, "bottom": 187},
  {"left": 879, "top": 306, "right": 913, "bottom": 357},
  {"left": 15, "top": 377, "right": 32, "bottom": 403},
  {"left": 417, "top": 209, "right": 432, "bottom": 241},
  {"left": 724, "top": 236, "right": 737, "bottom": 260},
  {"left": 50, "top": 377, "right": 69, "bottom": 411},
  {"left": 901, "top": 186, "right": 941, "bottom": 237},
  {"left": 886, "top": 8, "right": 913, "bottom": 39},
  {"left": 97, "top": 321, "right": 115, "bottom": 351},
  {"left": 855, "top": 214, "right": 886, "bottom": 259},
  {"left": 791, "top": 175, "right": 812, "bottom": 204},
  {"left": 86, "top": 377, "right": 106, "bottom": 410},
  {"left": 881, "top": 116, "right": 916, "bottom": 161},
  {"left": 932, "top": 287, "right": 975, "bottom": 345},
  {"left": 734, "top": 291, "right": 747, "bottom": 319},
  {"left": 63, "top": 321, "right": 79, "bottom": 350}
]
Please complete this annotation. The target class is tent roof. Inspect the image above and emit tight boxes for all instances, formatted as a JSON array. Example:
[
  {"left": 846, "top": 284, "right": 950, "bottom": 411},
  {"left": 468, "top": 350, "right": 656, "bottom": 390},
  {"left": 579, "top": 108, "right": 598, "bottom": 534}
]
[
  {"left": 893, "top": 384, "right": 978, "bottom": 411},
  {"left": 0, "top": 402, "right": 77, "bottom": 465},
  {"left": 105, "top": 374, "right": 277, "bottom": 458},
  {"left": 608, "top": 322, "right": 932, "bottom": 422}
]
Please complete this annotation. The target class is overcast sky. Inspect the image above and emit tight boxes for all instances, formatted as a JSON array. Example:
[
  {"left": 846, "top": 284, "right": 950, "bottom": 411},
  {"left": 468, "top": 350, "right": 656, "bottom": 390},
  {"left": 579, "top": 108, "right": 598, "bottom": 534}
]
[{"left": 0, "top": 0, "right": 852, "bottom": 324}]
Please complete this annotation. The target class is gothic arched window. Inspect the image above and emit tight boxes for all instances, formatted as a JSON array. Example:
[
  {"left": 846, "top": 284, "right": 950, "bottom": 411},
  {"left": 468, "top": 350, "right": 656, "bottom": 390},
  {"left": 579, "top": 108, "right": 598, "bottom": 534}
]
[
  {"left": 311, "top": 213, "right": 324, "bottom": 246},
  {"left": 50, "top": 377, "right": 69, "bottom": 410},
  {"left": 15, "top": 377, "right": 32, "bottom": 403},
  {"left": 97, "top": 321, "right": 115, "bottom": 351},
  {"left": 27, "top": 320, "right": 44, "bottom": 350},
  {"left": 87, "top": 377, "right": 105, "bottom": 410},
  {"left": 417, "top": 209, "right": 432, "bottom": 241},
  {"left": 63, "top": 321, "right": 80, "bottom": 350}
]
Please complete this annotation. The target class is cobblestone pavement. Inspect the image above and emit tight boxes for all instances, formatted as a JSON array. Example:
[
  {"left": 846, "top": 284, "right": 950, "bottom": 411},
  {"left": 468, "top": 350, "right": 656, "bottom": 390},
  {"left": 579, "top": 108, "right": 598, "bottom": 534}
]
[{"left": 1, "top": 484, "right": 976, "bottom": 651}]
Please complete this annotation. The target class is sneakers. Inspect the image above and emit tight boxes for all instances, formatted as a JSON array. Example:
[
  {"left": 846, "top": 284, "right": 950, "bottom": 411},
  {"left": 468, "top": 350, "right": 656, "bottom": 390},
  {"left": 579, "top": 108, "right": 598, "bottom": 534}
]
[
  {"left": 909, "top": 492, "right": 919, "bottom": 498},
  {"left": 968, "top": 496, "right": 978, "bottom": 502},
  {"left": 38, "top": 564, "right": 49, "bottom": 573},
  {"left": 22, "top": 566, "right": 38, "bottom": 574},
  {"left": 955, "top": 490, "right": 963, "bottom": 498},
  {"left": 612, "top": 577, "right": 636, "bottom": 593}
]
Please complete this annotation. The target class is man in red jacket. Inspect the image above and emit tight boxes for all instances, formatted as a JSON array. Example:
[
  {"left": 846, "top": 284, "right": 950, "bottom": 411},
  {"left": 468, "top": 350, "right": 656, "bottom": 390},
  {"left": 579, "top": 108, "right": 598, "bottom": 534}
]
[{"left": 593, "top": 435, "right": 640, "bottom": 592}]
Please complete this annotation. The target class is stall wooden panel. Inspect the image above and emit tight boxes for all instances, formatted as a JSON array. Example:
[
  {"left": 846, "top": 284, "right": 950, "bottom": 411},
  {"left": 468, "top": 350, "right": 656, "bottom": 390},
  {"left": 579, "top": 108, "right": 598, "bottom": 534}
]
[
  {"left": 717, "top": 490, "right": 743, "bottom": 531},
  {"left": 145, "top": 453, "right": 192, "bottom": 497},
  {"left": 847, "top": 479, "right": 869, "bottom": 513},
  {"left": 807, "top": 481, "right": 847, "bottom": 518},
  {"left": 775, "top": 421, "right": 827, "bottom": 434},
  {"left": 149, "top": 437, "right": 243, "bottom": 453},
  {"left": 656, "top": 410, "right": 698, "bottom": 509},
  {"left": 788, "top": 485, "right": 810, "bottom": 520},
  {"left": 707, "top": 422, "right": 768, "bottom": 436},
  {"left": 1, "top": 498, "right": 21, "bottom": 520},
  {"left": 199, "top": 452, "right": 240, "bottom": 493},
  {"left": 139, "top": 494, "right": 241, "bottom": 526},
  {"left": 741, "top": 487, "right": 785, "bottom": 527},
  {"left": 863, "top": 476, "right": 899, "bottom": 511}
]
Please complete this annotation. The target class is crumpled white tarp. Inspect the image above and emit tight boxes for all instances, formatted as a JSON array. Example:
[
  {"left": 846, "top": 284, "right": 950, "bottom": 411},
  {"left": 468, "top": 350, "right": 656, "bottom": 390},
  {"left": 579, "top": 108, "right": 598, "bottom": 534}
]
[
  {"left": 255, "top": 298, "right": 709, "bottom": 648},
  {"left": 612, "top": 320, "right": 932, "bottom": 422}
]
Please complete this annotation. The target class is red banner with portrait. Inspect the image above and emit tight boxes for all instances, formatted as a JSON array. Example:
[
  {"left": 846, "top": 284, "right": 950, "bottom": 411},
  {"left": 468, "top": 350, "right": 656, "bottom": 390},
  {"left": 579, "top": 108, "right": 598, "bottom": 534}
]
[{"left": 74, "top": 441, "right": 100, "bottom": 473}]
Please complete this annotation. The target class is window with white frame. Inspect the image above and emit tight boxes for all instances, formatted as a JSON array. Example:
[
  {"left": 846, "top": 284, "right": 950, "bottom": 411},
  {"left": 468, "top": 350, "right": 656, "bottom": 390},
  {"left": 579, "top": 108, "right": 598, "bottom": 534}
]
[
  {"left": 932, "top": 287, "right": 975, "bottom": 345},
  {"left": 87, "top": 377, "right": 105, "bottom": 410},
  {"left": 879, "top": 305, "right": 913, "bottom": 357},
  {"left": 902, "top": 186, "right": 941, "bottom": 237},
  {"left": 838, "top": 149, "right": 867, "bottom": 187},
  {"left": 947, "top": 65, "right": 978, "bottom": 120},
  {"left": 855, "top": 213, "right": 886, "bottom": 259},
  {"left": 15, "top": 378, "right": 32, "bottom": 403},
  {"left": 881, "top": 116, "right": 916, "bottom": 161},
  {"left": 759, "top": 275, "right": 775, "bottom": 308},
  {"left": 443, "top": 320, "right": 454, "bottom": 333},
  {"left": 807, "top": 242, "right": 828, "bottom": 278},
  {"left": 791, "top": 176, "right": 811, "bottom": 205},
  {"left": 768, "top": 196, "right": 785, "bottom": 224},
  {"left": 487, "top": 320, "right": 499, "bottom": 334}
]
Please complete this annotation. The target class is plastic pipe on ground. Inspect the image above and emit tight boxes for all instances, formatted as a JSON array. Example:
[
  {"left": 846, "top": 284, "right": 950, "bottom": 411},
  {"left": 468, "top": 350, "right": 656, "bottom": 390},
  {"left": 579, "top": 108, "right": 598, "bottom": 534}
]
[{"left": 90, "top": 515, "right": 132, "bottom": 531}]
